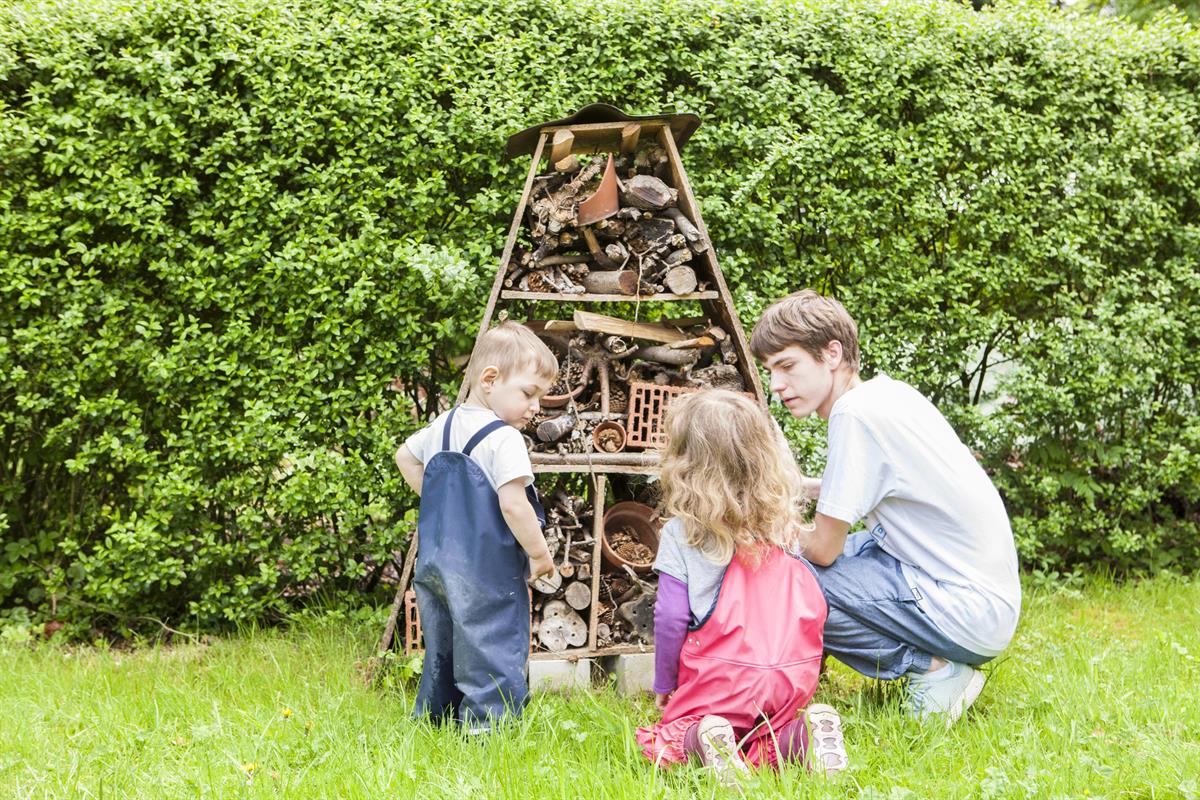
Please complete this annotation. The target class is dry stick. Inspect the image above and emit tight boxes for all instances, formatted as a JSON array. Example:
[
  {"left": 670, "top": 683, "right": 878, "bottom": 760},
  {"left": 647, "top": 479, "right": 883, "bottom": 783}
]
[
  {"left": 370, "top": 532, "right": 419, "bottom": 675},
  {"left": 636, "top": 345, "right": 700, "bottom": 367},
  {"left": 538, "top": 253, "right": 591, "bottom": 267}
]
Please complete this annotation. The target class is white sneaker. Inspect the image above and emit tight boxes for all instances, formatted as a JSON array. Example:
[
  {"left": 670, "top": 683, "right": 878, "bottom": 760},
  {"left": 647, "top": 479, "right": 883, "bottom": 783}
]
[
  {"left": 905, "top": 661, "right": 987, "bottom": 726},
  {"left": 695, "top": 715, "right": 750, "bottom": 788},
  {"left": 804, "top": 704, "right": 849, "bottom": 776}
]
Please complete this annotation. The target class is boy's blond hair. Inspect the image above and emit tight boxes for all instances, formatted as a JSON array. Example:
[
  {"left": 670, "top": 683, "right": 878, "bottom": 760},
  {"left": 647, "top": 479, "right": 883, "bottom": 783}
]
[
  {"left": 465, "top": 321, "right": 558, "bottom": 389},
  {"left": 659, "top": 390, "right": 811, "bottom": 565},
  {"left": 750, "top": 289, "right": 861, "bottom": 371}
]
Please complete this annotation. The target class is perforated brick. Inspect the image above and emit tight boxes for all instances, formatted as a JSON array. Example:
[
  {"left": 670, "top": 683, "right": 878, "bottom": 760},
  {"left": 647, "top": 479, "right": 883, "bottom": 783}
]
[
  {"left": 403, "top": 590, "right": 422, "bottom": 654},
  {"left": 625, "top": 381, "right": 699, "bottom": 449}
]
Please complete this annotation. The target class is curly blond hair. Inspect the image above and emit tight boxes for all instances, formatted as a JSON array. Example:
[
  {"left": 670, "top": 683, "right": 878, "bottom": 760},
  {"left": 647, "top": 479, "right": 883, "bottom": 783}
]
[{"left": 659, "top": 390, "right": 812, "bottom": 565}]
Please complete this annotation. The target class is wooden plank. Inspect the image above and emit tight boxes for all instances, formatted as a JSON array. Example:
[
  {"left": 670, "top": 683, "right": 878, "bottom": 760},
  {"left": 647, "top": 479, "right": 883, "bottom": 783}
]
[
  {"left": 573, "top": 310, "right": 689, "bottom": 343},
  {"left": 588, "top": 643, "right": 654, "bottom": 657},
  {"left": 458, "top": 132, "right": 548, "bottom": 403},
  {"left": 620, "top": 123, "right": 641, "bottom": 154},
  {"left": 549, "top": 129, "right": 574, "bottom": 165},
  {"left": 364, "top": 527, "right": 422, "bottom": 684},
  {"left": 543, "top": 120, "right": 666, "bottom": 136},
  {"left": 530, "top": 462, "right": 659, "bottom": 476},
  {"left": 657, "top": 126, "right": 766, "bottom": 403},
  {"left": 529, "top": 646, "right": 593, "bottom": 662},
  {"left": 541, "top": 120, "right": 667, "bottom": 156},
  {"left": 587, "top": 474, "right": 606, "bottom": 651},
  {"left": 530, "top": 451, "right": 661, "bottom": 467},
  {"left": 501, "top": 291, "right": 718, "bottom": 302},
  {"left": 527, "top": 642, "right": 654, "bottom": 660}
]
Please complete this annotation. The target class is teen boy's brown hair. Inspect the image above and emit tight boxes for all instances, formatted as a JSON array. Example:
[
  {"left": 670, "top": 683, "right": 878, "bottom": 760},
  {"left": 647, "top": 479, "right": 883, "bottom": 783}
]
[{"left": 750, "top": 289, "right": 861, "bottom": 370}]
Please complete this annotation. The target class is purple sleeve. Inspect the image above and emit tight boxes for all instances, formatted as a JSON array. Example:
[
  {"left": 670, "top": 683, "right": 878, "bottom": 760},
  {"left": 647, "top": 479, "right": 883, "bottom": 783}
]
[{"left": 653, "top": 573, "right": 691, "bottom": 695}]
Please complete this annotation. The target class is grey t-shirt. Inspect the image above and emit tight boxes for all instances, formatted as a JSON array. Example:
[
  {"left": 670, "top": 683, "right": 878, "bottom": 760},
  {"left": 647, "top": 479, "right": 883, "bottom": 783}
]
[{"left": 653, "top": 517, "right": 729, "bottom": 625}]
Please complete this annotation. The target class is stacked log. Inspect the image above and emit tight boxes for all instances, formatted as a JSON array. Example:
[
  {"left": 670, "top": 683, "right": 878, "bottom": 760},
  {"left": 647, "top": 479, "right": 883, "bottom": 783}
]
[
  {"left": 505, "top": 147, "right": 712, "bottom": 296},
  {"left": 531, "top": 490, "right": 597, "bottom": 653},
  {"left": 524, "top": 319, "right": 746, "bottom": 455}
]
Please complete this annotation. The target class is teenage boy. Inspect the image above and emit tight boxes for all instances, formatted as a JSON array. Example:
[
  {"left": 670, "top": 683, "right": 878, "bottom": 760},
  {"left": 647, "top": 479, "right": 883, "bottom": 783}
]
[{"left": 751, "top": 290, "right": 1021, "bottom": 725}]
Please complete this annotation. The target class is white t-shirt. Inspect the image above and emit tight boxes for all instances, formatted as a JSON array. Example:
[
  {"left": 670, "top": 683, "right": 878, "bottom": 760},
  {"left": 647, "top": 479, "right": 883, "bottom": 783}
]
[
  {"left": 403, "top": 405, "right": 533, "bottom": 490},
  {"left": 817, "top": 374, "right": 1021, "bottom": 657}
]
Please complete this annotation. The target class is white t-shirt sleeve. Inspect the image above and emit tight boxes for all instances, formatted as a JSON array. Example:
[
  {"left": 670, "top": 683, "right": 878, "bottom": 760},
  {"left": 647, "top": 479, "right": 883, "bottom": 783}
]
[
  {"left": 482, "top": 426, "right": 535, "bottom": 488},
  {"left": 403, "top": 424, "right": 434, "bottom": 465},
  {"left": 816, "top": 411, "right": 896, "bottom": 525},
  {"left": 652, "top": 519, "right": 689, "bottom": 584}
]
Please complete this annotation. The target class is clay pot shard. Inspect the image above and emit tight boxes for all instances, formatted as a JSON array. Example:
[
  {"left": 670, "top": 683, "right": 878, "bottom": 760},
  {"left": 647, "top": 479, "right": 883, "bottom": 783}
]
[{"left": 576, "top": 154, "right": 619, "bottom": 226}]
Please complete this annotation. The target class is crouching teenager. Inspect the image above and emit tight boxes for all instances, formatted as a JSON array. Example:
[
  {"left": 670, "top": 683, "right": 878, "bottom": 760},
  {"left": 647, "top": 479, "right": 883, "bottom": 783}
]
[
  {"left": 637, "top": 390, "right": 848, "bottom": 787},
  {"left": 751, "top": 290, "right": 1022, "bottom": 726}
]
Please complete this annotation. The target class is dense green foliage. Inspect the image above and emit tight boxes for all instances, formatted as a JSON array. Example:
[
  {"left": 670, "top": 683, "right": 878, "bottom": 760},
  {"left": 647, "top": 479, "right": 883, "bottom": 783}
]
[
  {"left": 1078, "top": 0, "right": 1200, "bottom": 26},
  {"left": 2, "top": 0, "right": 1198, "bottom": 631}
]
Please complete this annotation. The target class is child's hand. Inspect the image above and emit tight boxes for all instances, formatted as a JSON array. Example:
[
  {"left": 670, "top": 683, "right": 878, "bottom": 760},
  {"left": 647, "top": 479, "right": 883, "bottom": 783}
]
[
  {"left": 529, "top": 550, "right": 556, "bottom": 582},
  {"left": 655, "top": 692, "right": 671, "bottom": 712}
]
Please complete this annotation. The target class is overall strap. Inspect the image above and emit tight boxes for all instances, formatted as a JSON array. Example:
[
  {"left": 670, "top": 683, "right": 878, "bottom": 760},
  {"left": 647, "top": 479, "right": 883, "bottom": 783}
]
[
  {"left": 463, "top": 420, "right": 508, "bottom": 456},
  {"left": 441, "top": 406, "right": 459, "bottom": 452}
]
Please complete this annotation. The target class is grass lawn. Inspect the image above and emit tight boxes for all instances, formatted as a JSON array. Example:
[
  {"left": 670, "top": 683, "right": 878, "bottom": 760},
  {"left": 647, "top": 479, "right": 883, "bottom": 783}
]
[{"left": 2, "top": 575, "right": 1198, "bottom": 799}]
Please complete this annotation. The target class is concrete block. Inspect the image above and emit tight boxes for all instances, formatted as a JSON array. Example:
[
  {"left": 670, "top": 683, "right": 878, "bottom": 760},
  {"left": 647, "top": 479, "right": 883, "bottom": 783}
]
[
  {"left": 605, "top": 652, "right": 656, "bottom": 696},
  {"left": 529, "top": 657, "right": 593, "bottom": 693}
]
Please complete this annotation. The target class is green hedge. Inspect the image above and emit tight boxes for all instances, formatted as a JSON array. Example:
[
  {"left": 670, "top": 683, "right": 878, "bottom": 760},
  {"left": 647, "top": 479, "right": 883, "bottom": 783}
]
[{"left": 2, "top": 0, "right": 1198, "bottom": 632}]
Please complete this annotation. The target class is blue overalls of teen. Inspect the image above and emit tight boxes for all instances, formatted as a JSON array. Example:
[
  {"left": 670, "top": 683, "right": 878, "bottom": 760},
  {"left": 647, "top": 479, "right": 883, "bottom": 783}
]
[{"left": 412, "top": 406, "right": 547, "bottom": 729}]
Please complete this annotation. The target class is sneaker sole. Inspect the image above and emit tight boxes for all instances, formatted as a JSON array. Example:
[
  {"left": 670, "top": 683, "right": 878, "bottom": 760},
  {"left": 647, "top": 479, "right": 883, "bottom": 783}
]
[
  {"left": 804, "top": 703, "right": 849, "bottom": 776},
  {"left": 696, "top": 716, "right": 749, "bottom": 788},
  {"left": 945, "top": 668, "right": 987, "bottom": 726}
]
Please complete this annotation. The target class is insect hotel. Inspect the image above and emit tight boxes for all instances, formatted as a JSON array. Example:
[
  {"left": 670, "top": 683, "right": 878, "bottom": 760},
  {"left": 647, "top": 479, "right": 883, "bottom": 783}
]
[{"left": 379, "top": 104, "right": 766, "bottom": 690}]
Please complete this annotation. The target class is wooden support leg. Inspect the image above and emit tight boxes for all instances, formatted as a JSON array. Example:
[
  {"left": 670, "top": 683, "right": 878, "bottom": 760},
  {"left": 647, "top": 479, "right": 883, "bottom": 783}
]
[
  {"left": 364, "top": 531, "right": 419, "bottom": 687},
  {"left": 587, "top": 474, "right": 607, "bottom": 651}
]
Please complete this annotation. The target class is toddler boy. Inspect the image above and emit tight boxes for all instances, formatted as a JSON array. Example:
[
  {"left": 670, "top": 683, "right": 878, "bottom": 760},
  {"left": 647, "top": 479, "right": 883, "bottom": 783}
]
[{"left": 395, "top": 321, "right": 558, "bottom": 732}]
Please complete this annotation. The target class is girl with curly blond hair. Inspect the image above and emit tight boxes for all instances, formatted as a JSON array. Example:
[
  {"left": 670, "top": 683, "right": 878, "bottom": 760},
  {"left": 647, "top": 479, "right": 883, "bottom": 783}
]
[{"left": 636, "top": 390, "right": 847, "bottom": 785}]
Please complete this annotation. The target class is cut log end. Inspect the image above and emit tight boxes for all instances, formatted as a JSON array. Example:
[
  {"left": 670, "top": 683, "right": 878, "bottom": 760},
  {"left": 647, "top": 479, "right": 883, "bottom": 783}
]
[{"left": 664, "top": 265, "right": 698, "bottom": 295}]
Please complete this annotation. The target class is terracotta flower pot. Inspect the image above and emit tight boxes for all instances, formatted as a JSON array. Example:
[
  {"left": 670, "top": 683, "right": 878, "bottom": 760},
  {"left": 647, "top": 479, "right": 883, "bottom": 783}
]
[
  {"left": 601, "top": 501, "right": 661, "bottom": 573},
  {"left": 591, "top": 420, "right": 627, "bottom": 453}
]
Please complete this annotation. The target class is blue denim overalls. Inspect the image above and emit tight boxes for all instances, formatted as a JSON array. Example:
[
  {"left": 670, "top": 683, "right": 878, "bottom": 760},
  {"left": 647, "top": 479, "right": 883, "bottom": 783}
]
[{"left": 412, "top": 406, "right": 546, "bottom": 729}]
